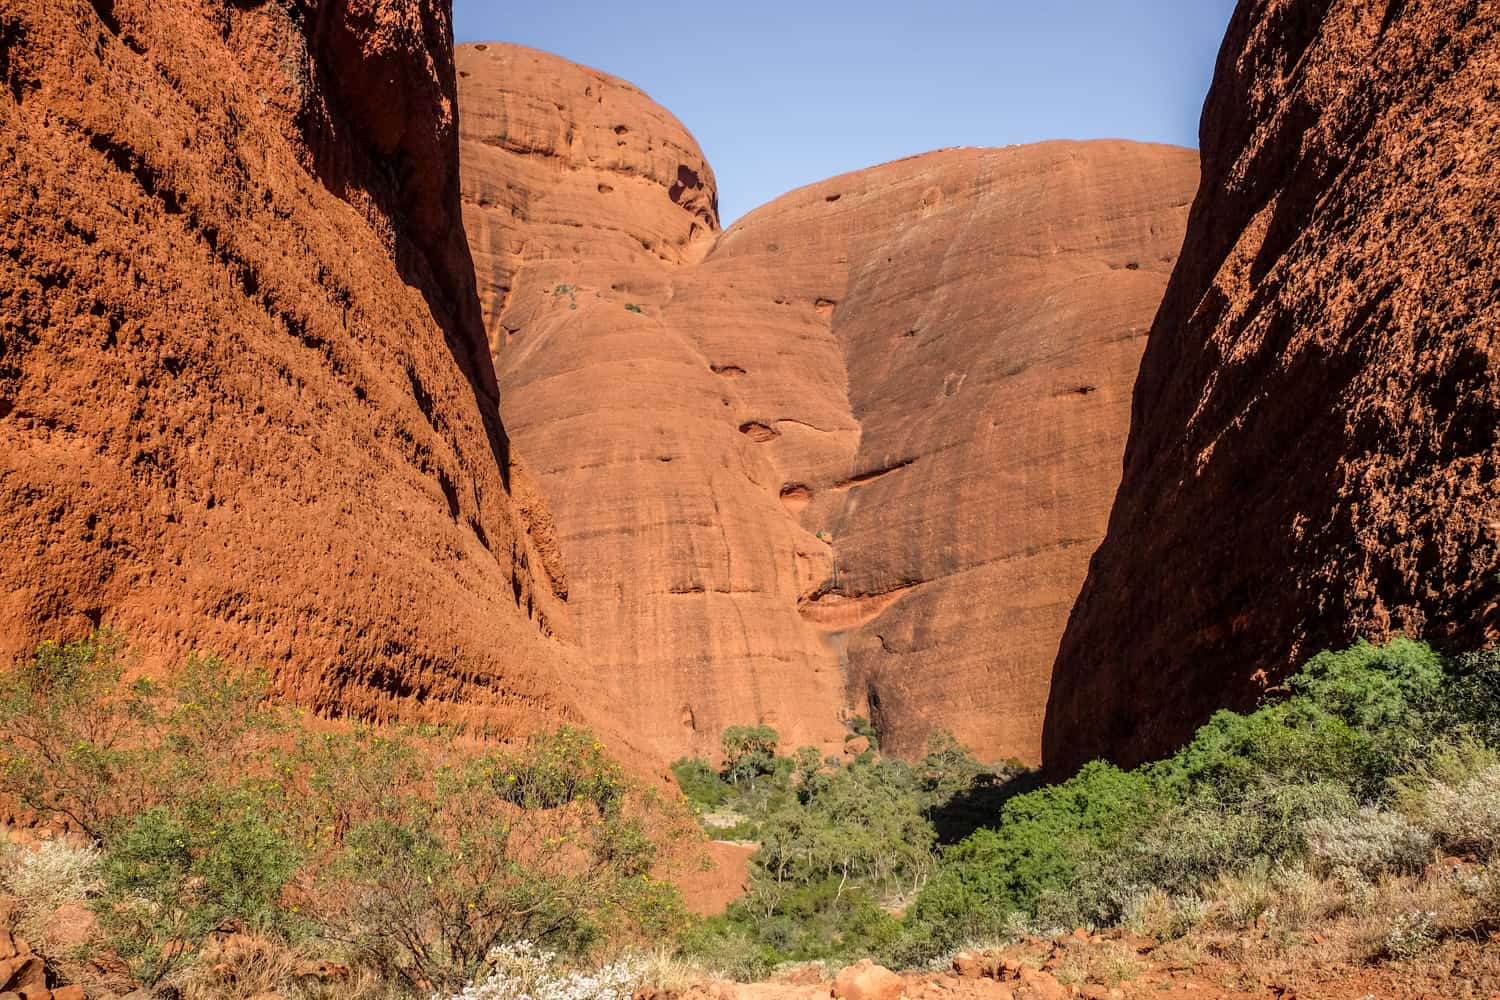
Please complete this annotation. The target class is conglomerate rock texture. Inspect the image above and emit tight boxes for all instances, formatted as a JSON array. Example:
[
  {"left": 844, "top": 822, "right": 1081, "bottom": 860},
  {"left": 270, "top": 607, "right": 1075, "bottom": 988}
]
[
  {"left": 457, "top": 43, "right": 1197, "bottom": 763},
  {"left": 0, "top": 0, "right": 577, "bottom": 735},
  {"left": 1046, "top": 0, "right": 1500, "bottom": 774}
]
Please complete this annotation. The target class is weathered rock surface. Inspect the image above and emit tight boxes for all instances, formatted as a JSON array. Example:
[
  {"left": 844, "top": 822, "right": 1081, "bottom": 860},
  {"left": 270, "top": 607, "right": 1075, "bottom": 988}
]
[
  {"left": 458, "top": 44, "right": 1196, "bottom": 762},
  {"left": 832, "top": 960, "right": 905, "bottom": 1000},
  {"left": 0, "top": 1, "right": 575, "bottom": 735},
  {"left": 1046, "top": 0, "right": 1500, "bottom": 773}
]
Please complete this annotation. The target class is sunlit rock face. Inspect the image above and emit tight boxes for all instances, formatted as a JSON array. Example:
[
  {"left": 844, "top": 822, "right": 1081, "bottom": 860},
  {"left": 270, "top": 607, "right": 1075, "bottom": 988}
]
[
  {"left": 458, "top": 43, "right": 1197, "bottom": 764},
  {"left": 0, "top": 0, "right": 580, "bottom": 739}
]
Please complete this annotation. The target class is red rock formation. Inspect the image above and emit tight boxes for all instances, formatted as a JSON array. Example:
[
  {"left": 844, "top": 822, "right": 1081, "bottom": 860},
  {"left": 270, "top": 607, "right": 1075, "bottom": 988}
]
[
  {"left": 458, "top": 44, "right": 1197, "bottom": 763},
  {"left": 0, "top": 0, "right": 575, "bottom": 736},
  {"left": 1045, "top": 0, "right": 1500, "bottom": 774}
]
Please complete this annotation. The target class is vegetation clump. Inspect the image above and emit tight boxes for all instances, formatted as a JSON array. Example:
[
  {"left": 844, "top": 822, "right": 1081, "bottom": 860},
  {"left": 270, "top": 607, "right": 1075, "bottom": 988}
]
[
  {"left": 0, "top": 630, "right": 685, "bottom": 997},
  {"left": 5, "top": 631, "right": 1500, "bottom": 994},
  {"left": 669, "top": 638, "right": 1500, "bottom": 975}
]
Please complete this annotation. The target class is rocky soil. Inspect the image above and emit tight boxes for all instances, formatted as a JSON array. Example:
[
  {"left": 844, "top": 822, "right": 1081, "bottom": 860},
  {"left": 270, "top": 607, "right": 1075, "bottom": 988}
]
[
  {"left": 1047, "top": 0, "right": 1500, "bottom": 772},
  {"left": 0, "top": 926, "right": 85, "bottom": 1000},
  {"left": 457, "top": 43, "right": 1198, "bottom": 764},
  {"left": 657, "top": 929, "right": 1500, "bottom": 1000}
]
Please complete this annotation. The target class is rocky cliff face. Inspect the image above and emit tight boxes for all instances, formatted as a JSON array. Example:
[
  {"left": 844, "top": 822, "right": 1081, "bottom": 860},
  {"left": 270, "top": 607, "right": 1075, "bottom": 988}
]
[
  {"left": 0, "top": 0, "right": 575, "bottom": 735},
  {"left": 1045, "top": 0, "right": 1500, "bottom": 774},
  {"left": 458, "top": 44, "right": 1198, "bottom": 763}
]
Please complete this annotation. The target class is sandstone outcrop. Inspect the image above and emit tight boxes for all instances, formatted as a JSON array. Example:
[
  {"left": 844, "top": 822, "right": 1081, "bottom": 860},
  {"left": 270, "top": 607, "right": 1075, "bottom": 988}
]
[
  {"left": 1046, "top": 0, "right": 1500, "bottom": 773},
  {"left": 458, "top": 44, "right": 1197, "bottom": 762},
  {"left": 0, "top": 1, "right": 574, "bottom": 735}
]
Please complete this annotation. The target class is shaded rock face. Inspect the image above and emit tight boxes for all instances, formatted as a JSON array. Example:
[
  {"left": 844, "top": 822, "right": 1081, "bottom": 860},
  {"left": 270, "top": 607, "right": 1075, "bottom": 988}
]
[
  {"left": 0, "top": 0, "right": 575, "bottom": 735},
  {"left": 458, "top": 44, "right": 1197, "bottom": 762},
  {"left": 1046, "top": 0, "right": 1500, "bottom": 774}
]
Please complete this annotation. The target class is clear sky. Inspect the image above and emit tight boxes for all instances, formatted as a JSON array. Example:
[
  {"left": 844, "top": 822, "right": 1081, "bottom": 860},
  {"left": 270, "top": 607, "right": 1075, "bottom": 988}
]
[{"left": 453, "top": 1, "right": 1239, "bottom": 224}]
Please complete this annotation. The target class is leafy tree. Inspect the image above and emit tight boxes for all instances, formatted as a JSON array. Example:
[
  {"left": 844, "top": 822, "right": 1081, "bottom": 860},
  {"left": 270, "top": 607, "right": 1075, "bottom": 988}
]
[{"left": 721, "top": 725, "right": 779, "bottom": 787}]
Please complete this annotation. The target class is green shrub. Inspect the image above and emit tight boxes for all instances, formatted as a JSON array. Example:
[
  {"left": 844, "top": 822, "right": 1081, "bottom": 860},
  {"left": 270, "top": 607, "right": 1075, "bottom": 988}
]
[
  {"left": 904, "top": 759, "right": 1152, "bottom": 949},
  {"left": 97, "top": 788, "right": 298, "bottom": 984},
  {"left": 0, "top": 634, "right": 685, "bottom": 995},
  {"left": 296, "top": 725, "right": 681, "bottom": 993},
  {"left": 1442, "top": 647, "right": 1500, "bottom": 744},
  {"left": 905, "top": 636, "right": 1492, "bottom": 956},
  {"left": 845, "top": 714, "right": 879, "bottom": 749},
  {"left": 0, "top": 630, "right": 148, "bottom": 839},
  {"left": 671, "top": 757, "right": 730, "bottom": 811},
  {"left": 0, "top": 633, "right": 280, "bottom": 843}
]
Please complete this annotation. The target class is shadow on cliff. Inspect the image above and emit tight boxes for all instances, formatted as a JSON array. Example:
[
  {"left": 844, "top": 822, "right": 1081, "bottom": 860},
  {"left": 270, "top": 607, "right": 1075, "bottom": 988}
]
[{"left": 300, "top": 0, "right": 515, "bottom": 490}]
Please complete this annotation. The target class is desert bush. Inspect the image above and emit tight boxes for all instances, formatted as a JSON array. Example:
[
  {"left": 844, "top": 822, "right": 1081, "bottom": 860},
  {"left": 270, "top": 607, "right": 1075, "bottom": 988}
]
[
  {"left": 95, "top": 786, "right": 299, "bottom": 984},
  {"left": 0, "top": 633, "right": 279, "bottom": 843},
  {"left": 441, "top": 940, "right": 644, "bottom": 1000},
  {"left": 0, "top": 630, "right": 151, "bottom": 839},
  {"left": 678, "top": 917, "right": 773, "bottom": 982},
  {"left": 1120, "top": 887, "right": 1204, "bottom": 940},
  {"left": 0, "top": 635, "right": 685, "bottom": 996},
  {"left": 1, "top": 839, "right": 99, "bottom": 912},
  {"left": 1393, "top": 738, "right": 1500, "bottom": 858},
  {"left": 1381, "top": 909, "right": 1439, "bottom": 959},
  {"left": 900, "top": 636, "right": 1498, "bottom": 961},
  {"left": 0, "top": 839, "right": 100, "bottom": 945},
  {"left": 296, "top": 725, "right": 682, "bottom": 993},
  {"left": 1305, "top": 807, "right": 1432, "bottom": 880}
]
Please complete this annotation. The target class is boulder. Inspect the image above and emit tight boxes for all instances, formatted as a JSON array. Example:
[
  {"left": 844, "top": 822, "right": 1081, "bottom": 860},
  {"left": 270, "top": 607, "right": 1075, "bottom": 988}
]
[
  {"left": 832, "top": 959, "right": 905, "bottom": 1000},
  {"left": 43, "top": 904, "right": 98, "bottom": 950}
]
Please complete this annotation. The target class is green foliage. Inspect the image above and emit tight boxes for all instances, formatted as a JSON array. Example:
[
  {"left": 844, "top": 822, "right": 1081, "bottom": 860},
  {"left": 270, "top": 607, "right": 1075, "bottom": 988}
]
[
  {"left": 903, "top": 636, "right": 1500, "bottom": 959},
  {"left": 908, "top": 761, "right": 1153, "bottom": 949},
  {"left": 0, "top": 629, "right": 146, "bottom": 839},
  {"left": 0, "top": 634, "right": 684, "bottom": 995},
  {"left": 0, "top": 634, "right": 281, "bottom": 844},
  {"left": 291, "top": 725, "right": 680, "bottom": 992},
  {"left": 671, "top": 757, "right": 730, "bottom": 811},
  {"left": 624, "top": 302, "right": 644, "bottom": 314},
  {"left": 682, "top": 733, "right": 997, "bottom": 970},
  {"left": 1441, "top": 646, "right": 1500, "bottom": 745},
  {"left": 97, "top": 789, "right": 298, "bottom": 984},
  {"left": 720, "top": 725, "right": 779, "bottom": 787},
  {"left": 756, "top": 757, "right": 934, "bottom": 894},
  {"left": 845, "top": 714, "right": 880, "bottom": 749}
]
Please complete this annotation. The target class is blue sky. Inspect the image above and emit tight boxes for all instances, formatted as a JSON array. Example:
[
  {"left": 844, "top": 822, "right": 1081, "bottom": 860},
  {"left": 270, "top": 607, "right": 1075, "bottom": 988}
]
[{"left": 453, "top": 1, "right": 1238, "bottom": 223}]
